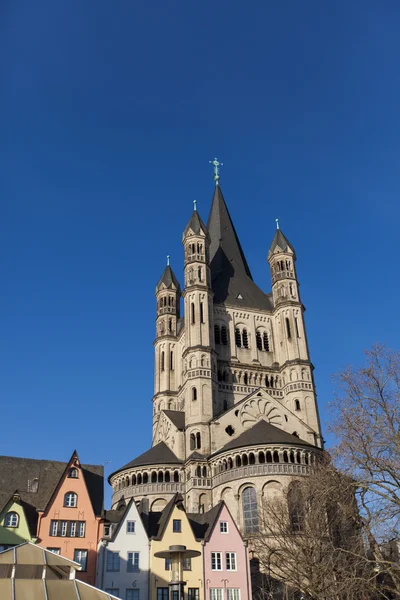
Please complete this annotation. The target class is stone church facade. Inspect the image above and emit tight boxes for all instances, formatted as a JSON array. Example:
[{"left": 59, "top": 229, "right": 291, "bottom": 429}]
[{"left": 109, "top": 176, "right": 323, "bottom": 537}]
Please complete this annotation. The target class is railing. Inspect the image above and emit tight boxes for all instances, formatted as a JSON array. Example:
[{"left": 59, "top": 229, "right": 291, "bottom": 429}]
[
  {"left": 187, "top": 477, "right": 212, "bottom": 489},
  {"left": 272, "top": 270, "right": 295, "bottom": 282},
  {"left": 213, "top": 463, "right": 311, "bottom": 487},
  {"left": 112, "top": 481, "right": 183, "bottom": 503}
]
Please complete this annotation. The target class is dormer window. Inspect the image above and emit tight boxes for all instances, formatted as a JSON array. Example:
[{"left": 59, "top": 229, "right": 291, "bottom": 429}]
[
  {"left": 64, "top": 492, "right": 77, "bottom": 508},
  {"left": 68, "top": 468, "right": 79, "bottom": 479},
  {"left": 5, "top": 512, "right": 18, "bottom": 528}
]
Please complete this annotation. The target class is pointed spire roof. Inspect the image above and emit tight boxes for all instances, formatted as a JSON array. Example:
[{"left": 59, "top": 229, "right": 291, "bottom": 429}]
[
  {"left": 156, "top": 265, "right": 181, "bottom": 293},
  {"left": 207, "top": 185, "right": 273, "bottom": 310},
  {"left": 183, "top": 209, "right": 208, "bottom": 238},
  {"left": 268, "top": 228, "right": 295, "bottom": 259}
]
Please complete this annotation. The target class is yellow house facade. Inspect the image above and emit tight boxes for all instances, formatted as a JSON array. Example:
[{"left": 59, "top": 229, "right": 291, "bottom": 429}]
[
  {"left": 149, "top": 495, "right": 203, "bottom": 600},
  {"left": 0, "top": 492, "right": 37, "bottom": 550}
]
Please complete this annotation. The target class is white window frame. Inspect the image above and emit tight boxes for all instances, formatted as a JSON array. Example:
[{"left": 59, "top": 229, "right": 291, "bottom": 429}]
[
  {"left": 126, "top": 590, "right": 140, "bottom": 600},
  {"left": 211, "top": 552, "right": 222, "bottom": 571},
  {"left": 74, "top": 549, "right": 88, "bottom": 571},
  {"left": 127, "top": 551, "right": 139, "bottom": 572},
  {"left": 210, "top": 589, "right": 224, "bottom": 600},
  {"left": 64, "top": 492, "right": 77, "bottom": 508},
  {"left": 226, "top": 552, "right": 237, "bottom": 571},
  {"left": 126, "top": 520, "right": 136, "bottom": 534},
  {"left": 219, "top": 521, "right": 228, "bottom": 534},
  {"left": 5, "top": 513, "right": 18, "bottom": 528},
  {"left": 51, "top": 521, "right": 58, "bottom": 536},
  {"left": 47, "top": 548, "right": 60, "bottom": 555},
  {"left": 227, "top": 589, "right": 240, "bottom": 600},
  {"left": 106, "top": 550, "right": 120, "bottom": 572},
  {"left": 70, "top": 521, "right": 76, "bottom": 537},
  {"left": 78, "top": 521, "right": 85, "bottom": 537},
  {"left": 61, "top": 521, "right": 68, "bottom": 537}
]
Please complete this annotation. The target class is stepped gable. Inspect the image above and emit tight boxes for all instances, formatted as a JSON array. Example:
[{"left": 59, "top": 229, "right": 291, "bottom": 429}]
[
  {"left": 109, "top": 442, "right": 182, "bottom": 480},
  {"left": 207, "top": 185, "right": 273, "bottom": 310},
  {"left": 212, "top": 419, "right": 313, "bottom": 456}
]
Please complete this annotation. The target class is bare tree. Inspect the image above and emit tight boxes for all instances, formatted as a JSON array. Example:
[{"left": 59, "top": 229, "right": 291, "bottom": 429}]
[
  {"left": 331, "top": 344, "right": 400, "bottom": 597},
  {"left": 251, "top": 462, "right": 374, "bottom": 600}
]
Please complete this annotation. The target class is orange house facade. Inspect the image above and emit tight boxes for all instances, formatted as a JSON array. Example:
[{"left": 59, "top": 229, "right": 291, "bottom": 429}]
[{"left": 36, "top": 451, "right": 103, "bottom": 586}]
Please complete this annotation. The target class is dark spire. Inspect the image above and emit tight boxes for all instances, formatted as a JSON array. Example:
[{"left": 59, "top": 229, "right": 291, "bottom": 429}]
[
  {"left": 183, "top": 208, "right": 208, "bottom": 238},
  {"left": 207, "top": 185, "right": 272, "bottom": 310},
  {"left": 156, "top": 265, "right": 181, "bottom": 293},
  {"left": 268, "top": 228, "right": 296, "bottom": 259}
]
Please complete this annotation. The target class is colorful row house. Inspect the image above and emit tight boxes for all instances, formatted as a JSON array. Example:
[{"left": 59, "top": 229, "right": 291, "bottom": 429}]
[
  {"left": 0, "top": 451, "right": 104, "bottom": 586},
  {"left": 97, "top": 494, "right": 252, "bottom": 600}
]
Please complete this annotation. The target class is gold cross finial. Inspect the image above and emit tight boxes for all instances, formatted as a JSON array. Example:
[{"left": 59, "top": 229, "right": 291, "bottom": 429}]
[{"left": 209, "top": 157, "right": 223, "bottom": 184}]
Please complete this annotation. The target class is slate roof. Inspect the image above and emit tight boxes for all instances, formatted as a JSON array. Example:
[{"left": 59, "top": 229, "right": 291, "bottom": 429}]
[
  {"left": 0, "top": 456, "right": 104, "bottom": 520},
  {"left": 144, "top": 493, "right": 185, "bottom": 540},
  {"left": 212, "top": 419, "right": 313, "bottom": 456},
  {"left": 163, "top": 410, "right": 185, "bottom": 430},
  {"left": 187, "top": 502, "right": 223, "bottom": 541},
  {"left": 207, "top": 185, "right": 273, "bottom": 310},
  {"left": 268, "top": 228, "right": 295, "bottom": 258},
  {"left": 156, "top": 265, "right": 181, "bottom": 292},
  {"left": 109, "top": 442, "right": 182, "bottom": 480},
  {"left": 183, "top": 209, "right": 208, "bottom": 237}
]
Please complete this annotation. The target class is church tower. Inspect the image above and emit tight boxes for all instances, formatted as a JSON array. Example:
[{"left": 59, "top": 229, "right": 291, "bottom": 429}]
[{"left": 109, "top": 159, "right": 324, "bottom": 530}]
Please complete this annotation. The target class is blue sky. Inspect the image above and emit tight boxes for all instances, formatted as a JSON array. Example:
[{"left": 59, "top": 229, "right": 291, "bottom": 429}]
[{"left": 1, "top": 1, "right": 400, "bottom": 503}]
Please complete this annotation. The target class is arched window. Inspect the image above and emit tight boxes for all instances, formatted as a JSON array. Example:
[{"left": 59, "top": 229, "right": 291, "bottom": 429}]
[
  {"left": 161, "top": 351, "right": 165, "bottom": 371},
  {"left": 256, "top": 331, "right": 262, "bottom": 351},
  {"left": 242, "top": 454, "right": 248, "bottom": 466},
  {"left": 258, "top": 451, "right": 265, "bottom": 464},
  {"left": 192, "top": 387, "right": 197, "bottom": 401},
  {"left": 170, "top": 351, "right": 174, "bottom": 371},
  {"left": 235, "top": 328, "right": 242, "bottom": 348},
  {"left": 196, "top": 432, "right": 201, "bottom": 449},
  {"left": 132, "top": 474, "right": 137, "bottom": 485},
  {"left": 265, "top": 375, "right": 269, "bottom": 388},
  {"left": 137, "top": 473, "right": 142, "bottom": 484},
  {"left": 198, "top": 267, "right": 202, "bottom": 281},
  {"left": 64, "top": 492, "right": 77, "bottom": 508},
  {"left": 173, "top": 471, "right": 180, "bottom": 482},
  {"left": 143, "top": 472, "right": 148, "bottom": 483},
  {"left": 221, "top": 326, "right": 228, "bottom": 345},
  {"left": 68, "top": 468, "right": 78, "bottom": 478},
  {"left": 286, "top": 318, "right": 291, "bottom": 339},
  {"left": 200, "top": 302, "right": 204, "bottom": 323},
  {"left": 263, "top": 332, "right": 270, "bottom": 351},
  {"left": 242, "top": 329, "right": 249, "bottom": 348},
  {"left": 196, "top": 466, "right": 202, "bottom": 477},
  {"left": 191, "top": 303, "right": 195, "bottom": 324},
  {"left": 288, "top": 481, "right": 304, "bottom": 532},
  {"left": 202, "top": 466, "right": 207, "bottom": 477},
  {"left": 5, "top": 512, "right": 18, "bottom": 528},
  {"left": 295, "top": 399, "right": 301, "bottom": 411},
  {"left": 190, "top": 434, "right": 196, "bottom": 451},
  {"left": 244, "top": 373, "right": 248, "bottom": 385},
  {"left": 165, "top": 471, "right": 170, "bottom": 482},
  {"left": 151, "top": 471, "right": 157, "bottom": 483},
  {"left": 249, "top": 453, "right": 255, "bottom": 465},
  {"left": 214, "top": 325, "right": 221, "bottom": 345},
  {"left": 235, "top": 456, "right": 242, "bottom": 467},
  {"left": 273, "top": 451, "right": 279, "bottom": 463},
  {"left": 169, "top": 319, "right": 173, "bottom": 332},
  {"left": 242, "top": 487, "right": 259, "bottom": 533},
  {"left": 266, "top": 451, "right": 272, "bottom": 463},
  {"left": 158, "top": 471, "right": 164, "bottom": 483}
]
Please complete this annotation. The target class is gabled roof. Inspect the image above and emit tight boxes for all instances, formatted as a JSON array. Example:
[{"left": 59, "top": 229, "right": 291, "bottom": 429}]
[
  {"left": 188, "top": 502, "right": 223, "bottom": 541},
  {"left": 183, "top": 209, "right": 208, "bottom": 237},
  {"left": 0, "top": 455, "right": 104, "bottom": 518},
  {"left": 207, "top": 185, "right": 273, "bottom": 310},
  {"left": 0, "top": 491, "right": 38, "bottom": 539},
  {"left": 268, "top": 228, "right": 295, "bottom": 258},
  {"left": 105, "top": 498, "right": 148, "bottom": 543},
  {"left": 156, "top": 265, "right": 181, "bottom": 293},
  {"left": 163, "top": 410, "right": 185, "bottom": 431},
  {"left": 109, "top": 442, "right": 182, "bottom": 480},
  {"left": 212, "top": 419, "right": 313, "bottom": 456},
  {"left": 144, "top": 493, "right": 186, "bottom": 540}
]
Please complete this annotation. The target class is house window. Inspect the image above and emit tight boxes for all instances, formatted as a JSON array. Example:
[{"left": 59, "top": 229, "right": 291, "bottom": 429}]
[
  {"left": 157, "top": 589, "right": 169, "bottom": 600},
  {"left": 127, "top": 551, "right": 139, "bottom": 572},
  {"left": 183, "top": 557, "right": 191, "bottom": 570},
  {"left": 226, "top": 552, "right": 237, "bottom": 571},
  {"left": 68, "top": 468, "right": 78, "bottom": 478},
  {"left": 227, "top": 590, "right": 240, "bottom": 600},
  {"left": 50, "top": 521, "right": 58, "bottom": 537},
  {"left": 189, "top": 589, "right": 199, "bottom": 600},
  {"left": 105, "top": 590, "right": 119, "bottom": 597},
  {"left": 4, "top": 512, "right": 18, "bottom": 528},
  {"left": 173, "top": 519, "right": 181, "bottom": 533},
  {"left": 64, "top": 492, "right": 77, "bottom": 508},
  {"left": 70, "top": 522, "right": 76, "bottom": 537},
  {"left": 242, "top": 487, "right": 259, "bottom": 533},
  {"left": 211, "top": 552, "right": 222, "bottom": 570},
  {"left": 73, "top": 549, "right": 87, "bottom": 571},
  {"left": 78, "top": 522, "right": 85, "bottom": 537},
  {"left": 210, "top": 589, "right": 223, "bottom": 600},
  {"left": 61, "top": 521, "right": 68, "bottom": 537},
  {"left": 220, "top": 521, "right": 228, "bottom": 534},
  {"left": 104, "top": 524, "right": 111, "bottom": 536},
  {"left": 192, "top": 387, "right": 197, "bottom": 401},
  {"left": 295, "top": 399, "right": 301, "bottom": 411},
  {"left": 165, "top": 558, "right": 171, "bottom": 570},
  {"left": 127, "top": 521, "right": 135, "bottom": 534},
  {"left": 126, "top": 590, "right": 140, "bottom": 600},
  {"left": 106, "top": 550, "right": 120, "bottom": 572},
  {"left": 47, "top": 548, "right": 60, "bottom": 555}
]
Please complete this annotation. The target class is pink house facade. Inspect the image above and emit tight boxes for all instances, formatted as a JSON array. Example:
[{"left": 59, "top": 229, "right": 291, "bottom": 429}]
[{"left": 202, "top": 503, "right": 252, "bottom": 600}]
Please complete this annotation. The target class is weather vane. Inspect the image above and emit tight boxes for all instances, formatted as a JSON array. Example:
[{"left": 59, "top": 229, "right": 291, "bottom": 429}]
[{"left": 209, "top": 157, "right": 223, "bottom": 184}]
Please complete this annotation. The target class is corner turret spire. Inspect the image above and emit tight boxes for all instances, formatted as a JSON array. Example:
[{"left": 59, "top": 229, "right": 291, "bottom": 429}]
[
  {"left": 268, "top": 227, "right": 295, "bottom": 259},
  {"left": 156, "top": 263, "right": 181, "bottom": 293}
]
